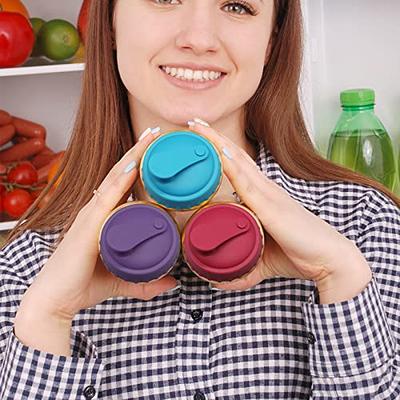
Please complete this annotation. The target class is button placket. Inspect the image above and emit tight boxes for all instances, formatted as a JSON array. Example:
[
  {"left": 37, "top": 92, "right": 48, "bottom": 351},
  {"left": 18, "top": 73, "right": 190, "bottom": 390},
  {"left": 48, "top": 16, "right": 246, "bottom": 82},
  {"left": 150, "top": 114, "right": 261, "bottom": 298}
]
[{"left": 175, "top": 277, "right": 215, "bottom": 399}]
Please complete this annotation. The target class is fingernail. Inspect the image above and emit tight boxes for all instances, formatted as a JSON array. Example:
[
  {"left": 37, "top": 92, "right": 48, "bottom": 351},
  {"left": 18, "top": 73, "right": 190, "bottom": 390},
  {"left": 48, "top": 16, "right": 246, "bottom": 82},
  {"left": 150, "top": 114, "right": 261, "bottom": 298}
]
[
  {"left": 193, "top": 118, "right": 210, "bottom": 127},
  {"left": 124, "top": 160, "right": 137, "bottom": 173},
  {"left": 209, "top": 283, "right": 222, "bottom": 291},
  {"left": 168, "top": 283, "right": 181, "bottom": 293},
  {"left": 138, "top": 127, "right": 152, "bottom": 141},
  {"left": 222, "top": 146, "right": 233, "bottom": 160},
  {"left": 151, "top": 126, "right": 161, "bottom": 135},
  {"left": 187, "top": 120, "right": 195, "bottom": 127}
]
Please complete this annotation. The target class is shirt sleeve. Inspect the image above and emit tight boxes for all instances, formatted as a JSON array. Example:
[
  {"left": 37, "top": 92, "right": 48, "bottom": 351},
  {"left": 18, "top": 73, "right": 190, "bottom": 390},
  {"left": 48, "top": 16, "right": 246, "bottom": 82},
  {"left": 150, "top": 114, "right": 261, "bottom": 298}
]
[
  {"left": 301, "top": 190, "right": 400, "bottom": 399},
  {"left": 0, "top": 232, "right": 105, "bottom": 399}
]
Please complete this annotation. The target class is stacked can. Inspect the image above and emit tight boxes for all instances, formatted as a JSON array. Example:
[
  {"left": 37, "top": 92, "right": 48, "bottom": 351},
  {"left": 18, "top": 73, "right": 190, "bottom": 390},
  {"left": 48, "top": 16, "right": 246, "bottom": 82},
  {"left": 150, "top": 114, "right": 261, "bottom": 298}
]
[
  {"left": 98, "top": 201, "right": 181, "bottom": 283},
  {"left": 99, "top": 130, "right": 264, "bottom": 284}
]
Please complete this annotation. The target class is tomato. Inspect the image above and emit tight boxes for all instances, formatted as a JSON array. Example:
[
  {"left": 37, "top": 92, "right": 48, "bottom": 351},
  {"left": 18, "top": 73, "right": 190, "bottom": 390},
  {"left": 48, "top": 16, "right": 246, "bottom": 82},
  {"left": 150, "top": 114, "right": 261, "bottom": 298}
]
[
  {"left": 0, "top": 194, "right": 3, "bottom": 214},
  {"left": 30, "top": 183, "right": 46, "bottom": 199},
  {"left": 2, "top": 188, "right": 33, "bottom": 218},
  {"left": 0, "top": 12, "right": 34, "bottom": 67},
  {"left": 0, "top": 175, "right": 5, "bottom": 196},
  {"left": 7, "top": 160, "right": 38, "bottom": 185},
  {"left": 77, "top": 0, "right": 90, "bottom": 44},
  {"left": 0, "top": 0, "right": 29, "bottom": 19}
]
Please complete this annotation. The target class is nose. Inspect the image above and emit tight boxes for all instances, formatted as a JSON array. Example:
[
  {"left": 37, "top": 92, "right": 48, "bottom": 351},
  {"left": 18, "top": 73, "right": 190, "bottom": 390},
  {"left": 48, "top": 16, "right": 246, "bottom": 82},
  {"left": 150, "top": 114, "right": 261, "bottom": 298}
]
[{"left": 175, "top": 6, "right": 220, "bottom": 55}]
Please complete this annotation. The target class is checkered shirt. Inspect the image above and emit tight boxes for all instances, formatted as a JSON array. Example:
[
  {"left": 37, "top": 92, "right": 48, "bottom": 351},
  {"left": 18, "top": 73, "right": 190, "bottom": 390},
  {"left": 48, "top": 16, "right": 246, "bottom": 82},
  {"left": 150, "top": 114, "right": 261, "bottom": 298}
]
[{"left": 0, "top": 143, "right": 399, "bottom": 399}]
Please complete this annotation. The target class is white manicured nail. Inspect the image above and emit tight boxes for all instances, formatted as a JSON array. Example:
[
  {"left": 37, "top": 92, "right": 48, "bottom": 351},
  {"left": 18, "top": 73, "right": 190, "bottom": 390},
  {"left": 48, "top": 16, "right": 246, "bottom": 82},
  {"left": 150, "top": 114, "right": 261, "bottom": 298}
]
[
  {"left": 123, "top": 160, "right": 137, "bottom": 173},
  {"left": 187, "top": 120, "right": 195, "bottom": 127},
  {"left": 194, "top": 118, "right": 210, "bottom": 127},
  {"left": 222, "top": 147, "right": 233, "bottom": 160},
  {"left": 138, "top": 127, "right": 152, "bottom": 141},
  {"left": 151, "top": 126, "right": 161, "bottom": 135},
  {"left": 209, "top": 283, "right": 222, "bottom": 291},
  {"left": 167, "top": 283, "right": 181, "bottom": 293}
]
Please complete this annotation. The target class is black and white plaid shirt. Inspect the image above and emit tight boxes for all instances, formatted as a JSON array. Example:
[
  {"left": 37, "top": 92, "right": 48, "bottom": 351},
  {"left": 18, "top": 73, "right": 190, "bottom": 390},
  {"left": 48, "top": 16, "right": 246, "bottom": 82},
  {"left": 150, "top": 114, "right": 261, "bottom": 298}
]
[{"left": 0, "top": 143, "right": 399, "bottom": 399}]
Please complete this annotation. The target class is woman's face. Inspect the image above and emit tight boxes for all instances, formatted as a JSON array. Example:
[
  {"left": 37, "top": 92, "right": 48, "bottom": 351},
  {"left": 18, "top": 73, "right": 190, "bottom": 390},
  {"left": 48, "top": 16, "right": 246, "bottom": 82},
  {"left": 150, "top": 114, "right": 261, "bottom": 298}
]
[{"left": 113, "top": 0, "right": 275, "bottom": 127}]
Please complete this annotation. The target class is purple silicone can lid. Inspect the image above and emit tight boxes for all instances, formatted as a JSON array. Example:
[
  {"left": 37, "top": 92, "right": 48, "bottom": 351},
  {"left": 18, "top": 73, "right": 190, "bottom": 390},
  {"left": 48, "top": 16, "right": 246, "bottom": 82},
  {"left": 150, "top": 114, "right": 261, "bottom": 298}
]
[{"left": 99, "top": 202, "right": 180, "bottom": 283}]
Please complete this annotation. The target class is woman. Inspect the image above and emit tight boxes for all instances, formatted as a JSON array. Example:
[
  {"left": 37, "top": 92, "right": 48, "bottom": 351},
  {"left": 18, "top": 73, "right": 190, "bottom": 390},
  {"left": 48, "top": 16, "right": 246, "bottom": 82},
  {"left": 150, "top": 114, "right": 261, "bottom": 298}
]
[{"left": 1, "top": 0, "right": 399, "bottom": 398}]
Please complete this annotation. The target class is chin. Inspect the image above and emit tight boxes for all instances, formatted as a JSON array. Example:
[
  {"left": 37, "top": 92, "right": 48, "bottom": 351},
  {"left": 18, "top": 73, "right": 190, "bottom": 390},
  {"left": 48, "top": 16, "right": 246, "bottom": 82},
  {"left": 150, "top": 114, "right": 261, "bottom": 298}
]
[{"left": 157, "top": 106, "right": 216, "bottom": 128}]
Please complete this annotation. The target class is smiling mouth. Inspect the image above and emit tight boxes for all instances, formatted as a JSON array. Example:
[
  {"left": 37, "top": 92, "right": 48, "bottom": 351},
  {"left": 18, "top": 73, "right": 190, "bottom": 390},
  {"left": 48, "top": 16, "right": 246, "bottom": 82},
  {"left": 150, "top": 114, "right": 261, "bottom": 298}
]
[
  {"left": 159, "top": 66, "right": 227, "bottom": 83},
  {"left": 159, "top": 67, "right": 227, "bottom": 92}
]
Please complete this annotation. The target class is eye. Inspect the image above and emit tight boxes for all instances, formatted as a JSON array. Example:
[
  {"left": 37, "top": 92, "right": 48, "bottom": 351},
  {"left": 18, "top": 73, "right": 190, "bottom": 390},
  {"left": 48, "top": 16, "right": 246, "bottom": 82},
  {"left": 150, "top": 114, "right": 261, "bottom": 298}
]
[
  {"left": 222, "top": 1, "right": 257, "bottom": 16},
  {"left": 152, "top": 0, "right": 258, "bottom": 16}
]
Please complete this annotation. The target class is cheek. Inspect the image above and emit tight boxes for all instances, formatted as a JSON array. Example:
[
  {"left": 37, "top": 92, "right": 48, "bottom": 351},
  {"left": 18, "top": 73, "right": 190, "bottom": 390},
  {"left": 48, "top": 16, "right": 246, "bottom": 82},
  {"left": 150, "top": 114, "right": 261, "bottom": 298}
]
[
  {"left": 114, "top": 8, "right": 161, "bottom": 93},
  {"left": 225, "top": 26, "right": 269, "bottom": 92},
  {"left": 116, "top": 29, "right": 155, "bottom": 95},
  {"left": 233, "top": 46, "right": 267, "bottom": 105}
]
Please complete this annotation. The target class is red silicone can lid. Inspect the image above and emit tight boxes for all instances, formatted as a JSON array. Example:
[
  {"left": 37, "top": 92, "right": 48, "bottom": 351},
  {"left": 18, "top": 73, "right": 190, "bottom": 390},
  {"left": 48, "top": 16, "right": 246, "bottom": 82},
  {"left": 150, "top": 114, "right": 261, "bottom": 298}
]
[{"left": 182, "top": 203, "right": 264, "bottom": 282}]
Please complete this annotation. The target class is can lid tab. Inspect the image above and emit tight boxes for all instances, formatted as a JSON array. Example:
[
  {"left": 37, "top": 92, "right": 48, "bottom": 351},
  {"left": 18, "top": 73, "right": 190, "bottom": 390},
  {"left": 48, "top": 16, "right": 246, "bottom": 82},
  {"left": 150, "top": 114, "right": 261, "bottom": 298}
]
[{"left": 106, "top": 218, "right": 167, "bottom": 253}]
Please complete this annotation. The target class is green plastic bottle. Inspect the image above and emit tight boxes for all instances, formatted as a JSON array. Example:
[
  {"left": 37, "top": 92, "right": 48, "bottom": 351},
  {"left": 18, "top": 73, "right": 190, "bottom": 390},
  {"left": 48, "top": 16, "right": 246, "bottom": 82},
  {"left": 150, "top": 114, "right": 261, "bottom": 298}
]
[{"left": 327, "top": 88, "right": 397, "bottom": 191}]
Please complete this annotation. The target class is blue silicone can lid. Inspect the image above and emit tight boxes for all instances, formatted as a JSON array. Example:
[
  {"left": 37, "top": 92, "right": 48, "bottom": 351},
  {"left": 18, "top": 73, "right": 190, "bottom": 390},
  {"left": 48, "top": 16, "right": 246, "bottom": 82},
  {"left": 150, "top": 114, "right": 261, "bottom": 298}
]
[{"left": 140, "top": 130, "right": 222, "bottom": 210}]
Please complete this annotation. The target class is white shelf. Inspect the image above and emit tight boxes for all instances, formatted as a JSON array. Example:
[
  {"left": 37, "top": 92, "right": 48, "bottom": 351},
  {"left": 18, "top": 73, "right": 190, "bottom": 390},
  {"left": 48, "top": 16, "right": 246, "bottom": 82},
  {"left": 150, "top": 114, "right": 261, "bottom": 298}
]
[
  {"left": 0, "top": 220, "right": 18, "bottom": 231},
  {"left": 0, "top": 218, "right": 29, "bottom": 232},
  {"left": 0, "top": 61, "right": 85, "bottom": 77},
  {"left": 0, "top": 221, "right": 18, "bottom": 232}
]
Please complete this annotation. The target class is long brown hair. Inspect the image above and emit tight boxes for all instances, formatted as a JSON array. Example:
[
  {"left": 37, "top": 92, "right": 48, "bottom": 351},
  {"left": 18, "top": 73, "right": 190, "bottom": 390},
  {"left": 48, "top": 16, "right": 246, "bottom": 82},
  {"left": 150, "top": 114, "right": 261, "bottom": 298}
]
[{"left": 3, "top": 0, "right": 399, "bottom": 249}]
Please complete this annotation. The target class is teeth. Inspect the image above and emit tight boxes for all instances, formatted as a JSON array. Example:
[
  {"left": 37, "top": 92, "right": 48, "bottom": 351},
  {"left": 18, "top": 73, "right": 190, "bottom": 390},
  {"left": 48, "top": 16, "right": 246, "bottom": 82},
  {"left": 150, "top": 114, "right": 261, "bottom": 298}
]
[{"left": 162, "top": 66, "right": 222, "bottom": 81}]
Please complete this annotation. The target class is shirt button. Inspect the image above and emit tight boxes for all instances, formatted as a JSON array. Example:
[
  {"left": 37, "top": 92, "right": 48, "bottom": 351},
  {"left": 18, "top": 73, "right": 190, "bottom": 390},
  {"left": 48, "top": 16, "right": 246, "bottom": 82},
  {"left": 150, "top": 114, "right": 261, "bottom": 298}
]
[
  {"left": 83, "top": 385, "right": 96, "bottom": 399},
  {"left": 307, "top": 332, "right": 316, "bottom": 344},
  {"left": 191, "top": 309, "right": 203, "bottom": 322},
  {"left": 194, "top": 390, "right": 206, "bottom": 400}
]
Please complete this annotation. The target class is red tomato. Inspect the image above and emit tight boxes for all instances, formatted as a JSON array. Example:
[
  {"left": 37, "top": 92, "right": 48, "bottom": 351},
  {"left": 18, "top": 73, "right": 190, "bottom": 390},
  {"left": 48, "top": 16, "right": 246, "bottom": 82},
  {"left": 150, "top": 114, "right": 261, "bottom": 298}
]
[
  {"left": 29, "top": 183, "right": 46, "bottom": 199},
  {"left": 0, "top": 176, "right": 5, "bottom": 196},
  {"left": 0, "top": 12, "right": 34, "bottom": 67},
  {"left": 2, "top": 188, "right": 33, "bottom": 218},
  {"left": 0, "top": 194, "right": 3, "bottom": 214},
  {"left": 77, "top": 0, "right": 90, "bottom": 44},
  {"left": 7, "top": 160, "right": 38, "bottom": 185}
]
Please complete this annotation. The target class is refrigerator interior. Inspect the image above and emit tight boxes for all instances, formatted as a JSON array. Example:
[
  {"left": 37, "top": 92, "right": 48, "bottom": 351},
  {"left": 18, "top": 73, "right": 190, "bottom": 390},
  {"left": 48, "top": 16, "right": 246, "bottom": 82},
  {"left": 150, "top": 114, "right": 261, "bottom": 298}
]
[{"left": 302, "top": 0, "right": 400, "bottom": 165}]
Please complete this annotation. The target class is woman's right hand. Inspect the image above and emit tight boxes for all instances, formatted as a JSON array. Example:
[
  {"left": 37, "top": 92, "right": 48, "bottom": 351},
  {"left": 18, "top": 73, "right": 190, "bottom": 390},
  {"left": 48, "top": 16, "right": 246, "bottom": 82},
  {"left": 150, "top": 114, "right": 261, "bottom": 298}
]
[{"left": 17, "top": 127, "right": 179, "bottom": 323}]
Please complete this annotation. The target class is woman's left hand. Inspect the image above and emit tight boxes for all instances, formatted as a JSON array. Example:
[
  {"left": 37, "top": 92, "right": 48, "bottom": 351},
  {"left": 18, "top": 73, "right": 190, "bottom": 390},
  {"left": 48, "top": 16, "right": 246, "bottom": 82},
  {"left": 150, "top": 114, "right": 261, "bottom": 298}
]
[{"left": 187, "top": 119, "right": 372, "bottom": 302}]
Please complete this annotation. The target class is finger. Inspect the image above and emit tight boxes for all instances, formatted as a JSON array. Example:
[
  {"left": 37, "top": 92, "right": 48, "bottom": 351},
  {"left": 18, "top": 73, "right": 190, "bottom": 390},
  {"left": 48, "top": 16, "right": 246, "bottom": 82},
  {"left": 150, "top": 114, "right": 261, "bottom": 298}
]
[
  {"left": 79, "top": 128, "right": 161, "bottom": 226},
  {"left": 117, "top": 275, "right": 180, "bottom": 300},
  {"left": 187, "top": 121, "right": 280, "bottom": 222},
  {"left": 211, "top": 259, "right": 267, "bottom": 291},
  {"left": 96, "top": 127, "right": 161, "bottom": 195},
  {"left": 72, "top": 129, "right": 162, "bottom": 245}
]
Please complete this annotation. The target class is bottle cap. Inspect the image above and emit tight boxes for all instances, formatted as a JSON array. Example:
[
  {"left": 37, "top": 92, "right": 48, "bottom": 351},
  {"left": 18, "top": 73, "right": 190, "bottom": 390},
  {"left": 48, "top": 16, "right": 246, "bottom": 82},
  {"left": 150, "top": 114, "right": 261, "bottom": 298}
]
[
  {"left": 340, "top": 88, "right": 375, "bottom": 107},
  {"left": 182, "top": 203, "right": 264, "bottom": 283},
  {"left": 140, "top": 130, "right": 222, "bottom": 210},
  {"left": 99, "top": 202, "right": 180, "bottom": 283}
]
